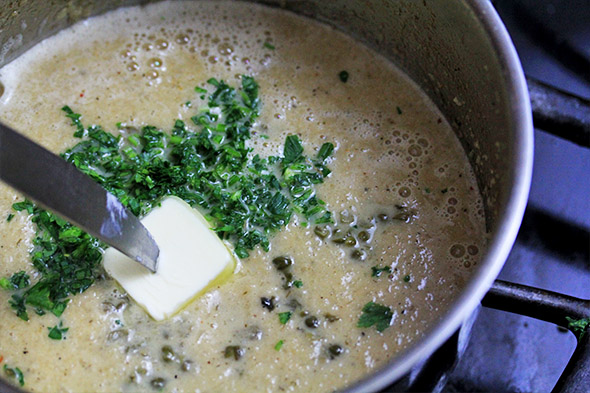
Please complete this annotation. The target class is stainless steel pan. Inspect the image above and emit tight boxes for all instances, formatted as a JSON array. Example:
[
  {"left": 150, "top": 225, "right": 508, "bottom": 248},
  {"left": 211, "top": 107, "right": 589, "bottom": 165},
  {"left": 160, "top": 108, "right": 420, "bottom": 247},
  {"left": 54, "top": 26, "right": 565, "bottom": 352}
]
[{"left": 0, "top": 1, "right": 533, "bottom": 392}]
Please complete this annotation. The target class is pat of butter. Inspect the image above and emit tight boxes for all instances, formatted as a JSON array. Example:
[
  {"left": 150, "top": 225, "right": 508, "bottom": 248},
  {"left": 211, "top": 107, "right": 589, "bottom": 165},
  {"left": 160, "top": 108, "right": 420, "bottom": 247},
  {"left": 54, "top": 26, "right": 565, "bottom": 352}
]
[{"left": 103, "top": 196, "right": 235, "bottom": 321}]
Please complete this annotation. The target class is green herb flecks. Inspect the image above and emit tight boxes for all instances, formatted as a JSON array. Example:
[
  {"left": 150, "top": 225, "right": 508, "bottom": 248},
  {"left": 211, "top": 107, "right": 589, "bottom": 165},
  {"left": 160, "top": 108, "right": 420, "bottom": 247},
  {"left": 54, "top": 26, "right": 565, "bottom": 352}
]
[
  {"left": 3, "top": 364, "right": 24, "bottom": 387},
  {"left": 6, "top": 271, "right": 30, "bottom": 289},
  {"left": 6, "top": 213, "right": 14, "bottom": 222},
  {"left": 293, "top": 280, "right": 303, "bottom": 288},
  {"left": 566, "top": 316, "right": 590, "bottom": 340},
  {"left": 274, "top": 340, "right": 284, "bottom": 351},
  {"left": 5, "top": 76, "right": 334, "bottom": 322},
  {"left": 278, "top": 311, "right": 292, "bottom": 324},
  {"left": 48, "top": 321, "right": 69, "bottom": 340},
  {"left": 263, "top": 42, "right": 275, "bottom": 50},
  {"left": 357, "top": 301, "right": 393, "bottom": 332},
  {"left": 371, "top": 265, "right": 392, "bottom": 278}
]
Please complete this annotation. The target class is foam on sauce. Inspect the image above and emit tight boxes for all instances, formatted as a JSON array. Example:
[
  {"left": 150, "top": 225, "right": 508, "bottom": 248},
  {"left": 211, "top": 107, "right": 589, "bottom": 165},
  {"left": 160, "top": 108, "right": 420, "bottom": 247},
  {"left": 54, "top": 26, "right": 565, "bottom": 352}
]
[{"left": 0, "top": 1, "right": 485, "bottom": 391}]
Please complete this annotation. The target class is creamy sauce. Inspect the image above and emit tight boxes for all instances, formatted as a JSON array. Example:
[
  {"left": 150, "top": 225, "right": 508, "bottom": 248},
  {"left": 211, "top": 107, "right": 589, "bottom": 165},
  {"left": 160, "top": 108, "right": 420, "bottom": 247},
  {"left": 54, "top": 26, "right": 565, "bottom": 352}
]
[{"left": 0, "top": 1, "right": 485, "bottom": 392}]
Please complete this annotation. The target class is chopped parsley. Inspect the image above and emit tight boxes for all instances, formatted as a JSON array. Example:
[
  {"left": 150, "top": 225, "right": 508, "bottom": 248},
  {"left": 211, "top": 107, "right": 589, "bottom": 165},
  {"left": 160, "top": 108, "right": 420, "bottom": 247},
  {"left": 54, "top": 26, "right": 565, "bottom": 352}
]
[
  {"left": 293, "top": 280, "right": 303, "bottom": 288},
  {"left": 6, "top": 213, "right": 14, "bottom": 222},
  {"left": 263, "top": 42, "right": 275, "bottom": 50},
  {"left": 0, "top": 277, "right": 10, "bottom": 289},
  {"left": 48, "top": 321, "right": 69, "bottom": 340},
  {"left": 274, "top": 340, "right": 284, "bottom": 351},
  {"left": 396, "top": 106, "right": 403, "bottom": 115},
  {"left": 3, "top": 364, "right": 24, "bottom": 387},
  {"left": 338, "top": 70, "right": 349, "bottom": 83},
  {"left": 357, "top": 301, "right": 393, "bottom": 332},
  {"left": 278, "top": 311, "right": 292, "bottom": 324},
  {"left": 566, "top": 316, "right": 590, "bottom": 340},
  {"left": 7, "top": 271, "right": 29, "bottom": 289},
  {"left": 371, "top": 265, "right": 392, "bottom": 277},
  {"left": 4, "top": 76, "right": 334, "bottom": 324}
]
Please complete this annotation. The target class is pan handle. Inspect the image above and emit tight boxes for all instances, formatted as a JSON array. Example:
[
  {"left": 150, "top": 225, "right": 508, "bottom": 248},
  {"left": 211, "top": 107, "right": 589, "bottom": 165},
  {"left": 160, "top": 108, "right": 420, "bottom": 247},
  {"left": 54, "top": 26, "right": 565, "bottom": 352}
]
[
  {"left": 527, "top": 76, "right": 590, "bottom": 148},
  {"left": 482, "top": 280, "right": 590, "bottom": 393}
]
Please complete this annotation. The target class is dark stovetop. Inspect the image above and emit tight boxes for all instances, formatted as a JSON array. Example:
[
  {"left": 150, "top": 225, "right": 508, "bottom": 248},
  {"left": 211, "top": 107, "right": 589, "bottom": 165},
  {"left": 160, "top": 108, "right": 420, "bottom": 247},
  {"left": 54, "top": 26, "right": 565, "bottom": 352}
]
[{"left": 445, "top": 1, "right": 590, "bottom": 392}]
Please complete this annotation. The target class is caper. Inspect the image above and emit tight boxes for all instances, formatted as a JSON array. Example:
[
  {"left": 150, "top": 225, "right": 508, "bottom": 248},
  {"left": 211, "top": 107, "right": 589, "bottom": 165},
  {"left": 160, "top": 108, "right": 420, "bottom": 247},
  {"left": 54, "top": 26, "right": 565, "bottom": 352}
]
[
  {"left": 344, "top": 236, "right": 357, "bottom": 247},
  {"left": 224, "top": 345, "right": 245, "bottom": 360},
  {"left": 107, "top": 329, "right": 129, "bottom": 342},
  {"left": 272, "top": 256, "right": 293, "bottom": 270},
  {"left": 161, "top": 345, "right": 177, "bottom": 363},
  {"left": 331, "top": 228, "right": 347, "bottom": 244},
  {"left": 136, "top": 367, "right": 148, "bottom": 375},
  {"left": 150, "top": 377, "right": 166, "bottom": 390},
  {"left": 101, "top": 301, "right": 116, "bottom": 313},
  {"left": 358, "top": 231, "right": 370, "bottom": 242},
  {"left": 245, "top": 326, "right": 263, "bottom": 341},
  {"left": 261, "top": 296, "right": 276, "bottom": 311},
  {"left": 324, "top": 313, "right": 340, "bottom": 323},
  {"left": 181, "top": 360, "right": 193, "bottom": 372},
  {"left": 339, "top": 210, "right": 354, "bottom": 224},
  {"left": 392, "top": 211, "right": 414, "bottom": 223},
  {"left": 328, "top": 344, "right": 344, "bottom": 359},
  {"left": 287, "top": 298, "right": 302, "bottom": 310},
  {"left": 314, "top": 225, "right": 330, "bottom": 239},
  {"left": 305, "top": 316, "right": 320, "bottom": 328},
  {"left": 351, "top": 249, "right": 367, "bottom": 261}
]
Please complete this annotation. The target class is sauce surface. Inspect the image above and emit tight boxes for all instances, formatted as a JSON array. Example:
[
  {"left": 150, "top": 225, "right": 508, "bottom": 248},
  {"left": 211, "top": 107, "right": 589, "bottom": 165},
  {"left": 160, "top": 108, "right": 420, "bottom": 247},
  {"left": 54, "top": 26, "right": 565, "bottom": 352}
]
[{"left": 0, "top": 1, "right": 485, "bottom": 392}]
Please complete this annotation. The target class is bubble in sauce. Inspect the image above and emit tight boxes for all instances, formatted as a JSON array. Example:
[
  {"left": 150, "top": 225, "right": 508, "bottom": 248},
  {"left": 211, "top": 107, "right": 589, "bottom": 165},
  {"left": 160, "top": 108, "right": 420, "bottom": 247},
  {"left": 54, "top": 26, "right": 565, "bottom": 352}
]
[
  {"left": 127, "top": 62, "right": 139, "bottom": 71},
  {"left": 408, "top": 144, "right": 422, "bottom": 157},
  {"left": 398, "top": 187, "right": 411, "bottom": 198},
  {"left": 155, "top": 39, "right": 169, "bottom": 50},
  {"left": 467, "top": 245, "right": 479, "bottom": 255},
  {"left": 145, "top": 70, "right": 159, "bottom": 80},
  {"left": 450, "top": 244, "right": 465, "bottom": 258},
  {"left": 176, "top": 33, "right": 190, "bottom": 45},
  {"left": 218, "top": 42, "right": 234, "bottom": 55},
  {"left": 148, "top": 57, "right": 163, "bottom": 68}
]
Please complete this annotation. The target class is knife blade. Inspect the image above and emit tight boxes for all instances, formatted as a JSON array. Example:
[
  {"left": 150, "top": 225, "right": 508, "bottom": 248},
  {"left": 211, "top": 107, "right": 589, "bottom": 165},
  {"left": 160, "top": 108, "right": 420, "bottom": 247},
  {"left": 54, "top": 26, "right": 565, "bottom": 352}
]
[{"left": 0, "top": 122, "right": 159, "bottom": 272}]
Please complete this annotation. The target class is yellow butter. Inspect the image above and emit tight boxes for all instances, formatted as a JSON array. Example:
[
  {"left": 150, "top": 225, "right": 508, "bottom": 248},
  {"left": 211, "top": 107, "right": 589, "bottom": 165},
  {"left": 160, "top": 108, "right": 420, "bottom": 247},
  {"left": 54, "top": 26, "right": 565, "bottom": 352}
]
[{"left": 103, "top": 196, "right": 236, "bottom": 321}]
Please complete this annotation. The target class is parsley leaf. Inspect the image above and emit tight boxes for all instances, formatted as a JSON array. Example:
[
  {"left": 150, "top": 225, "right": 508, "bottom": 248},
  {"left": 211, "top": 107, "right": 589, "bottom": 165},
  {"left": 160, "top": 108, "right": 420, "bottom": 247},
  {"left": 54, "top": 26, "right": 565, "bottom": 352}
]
[
  {"left": 274, "top": 340, "right": 284, "bottom": 350},
  {"left": 0, "top": 277, "right": 10, "bottom": 290},
  {"left": 371, "top": 266, "right": 391, "bottom": 277},
  {"left": 283, "top": 135, "right": 304, "bottom": 165},
  {"left": 278, "top": 311, "right": 292, "bottom": 324},
  {"left": 3, "top": 364, "right": 24, "bottom": 387},
  {"left": 8, "top": 271, "right": 30, "bottom": 289},
  {"left": 48, "top": 321, "right": 69, "bottom": 340},
  {"left": 357, "top": 301, "right": 393, "bottom": 332},
  {"left": 566, "top": 316, "right": 590, "bottom": 340}
]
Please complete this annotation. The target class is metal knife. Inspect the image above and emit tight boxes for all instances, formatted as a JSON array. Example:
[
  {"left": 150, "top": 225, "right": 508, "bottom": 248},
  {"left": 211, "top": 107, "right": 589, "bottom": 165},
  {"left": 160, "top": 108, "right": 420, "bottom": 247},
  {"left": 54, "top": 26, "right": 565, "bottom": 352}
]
[{"left": 0, "top": 122, "right": 159, "bottom": 272}]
